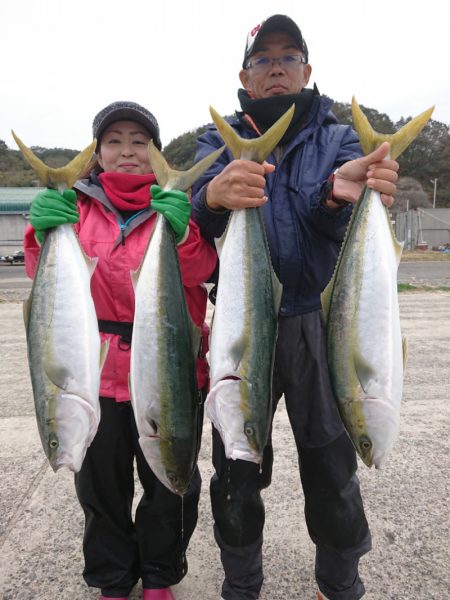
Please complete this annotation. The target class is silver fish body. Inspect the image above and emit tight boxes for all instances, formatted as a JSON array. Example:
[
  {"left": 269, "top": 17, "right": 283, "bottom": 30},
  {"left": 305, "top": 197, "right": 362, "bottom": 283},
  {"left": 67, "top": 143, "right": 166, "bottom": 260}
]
[
  {"left": 322, "top": 188, "right": 405, "bottom": 468},
  {"left": 24, "top": 224, "right": 103, "bottom": 472},
  {"left": 321, "top": 98, "right": 433, "bottom": 469},
  {"left": 130, "top": 214, "right": 201, "bottom": 495},
  {"left": 207, "top": 207, "right": 282, "bottom": 463}
]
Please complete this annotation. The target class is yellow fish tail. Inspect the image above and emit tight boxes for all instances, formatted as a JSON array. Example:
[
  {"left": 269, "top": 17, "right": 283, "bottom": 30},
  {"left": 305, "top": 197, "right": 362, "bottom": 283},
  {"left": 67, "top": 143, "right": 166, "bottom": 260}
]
[
  {"left": 351, "top": 98, "right": 434, "bottom": 159},
  {"left": 209, "top": 104, "right": 295, "bottom": 163}
]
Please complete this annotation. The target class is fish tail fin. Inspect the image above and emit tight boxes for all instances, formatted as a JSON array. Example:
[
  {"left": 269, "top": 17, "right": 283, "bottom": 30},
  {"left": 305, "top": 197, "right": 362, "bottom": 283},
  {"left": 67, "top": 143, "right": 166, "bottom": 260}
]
[
  {"left": 210, "top": 104, "right": 295, "bottom": 163},
  {"left": 12, "top": 131, "right": 96, "bottom": 189},
  {"left": 12, "top": 130, "right": 52, "bottom": 186},
  {"left": 147, "top": 140, "right": 225, "bottom": 192},
  {"left": 58, "top": 140, "right": 97, "bottom": 188},
  {"left": 351, "top": 98, "right": 434, "bottom": 159}
]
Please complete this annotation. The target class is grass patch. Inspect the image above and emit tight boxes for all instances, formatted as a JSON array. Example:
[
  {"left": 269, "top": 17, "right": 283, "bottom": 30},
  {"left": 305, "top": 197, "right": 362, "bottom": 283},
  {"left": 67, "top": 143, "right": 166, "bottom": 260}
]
[
  {"left": 401, "top": 251, "right": 450, "bottom": 262},
  {"left": 398, "top": 283, "right": 450, "bottom": 292}
]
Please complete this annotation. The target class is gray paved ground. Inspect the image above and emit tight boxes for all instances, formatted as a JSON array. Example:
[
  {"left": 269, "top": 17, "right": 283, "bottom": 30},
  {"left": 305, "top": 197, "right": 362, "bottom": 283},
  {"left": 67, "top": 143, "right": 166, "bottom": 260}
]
[{"left": 0, "top": 273, "right": 449, "bottom": 599}]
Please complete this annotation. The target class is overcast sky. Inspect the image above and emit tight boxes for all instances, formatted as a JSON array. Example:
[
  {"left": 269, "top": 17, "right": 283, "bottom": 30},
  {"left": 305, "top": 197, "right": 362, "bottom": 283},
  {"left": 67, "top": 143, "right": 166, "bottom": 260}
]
[{"left": 1, "top": 0, "right": 448, "bottom": 151}]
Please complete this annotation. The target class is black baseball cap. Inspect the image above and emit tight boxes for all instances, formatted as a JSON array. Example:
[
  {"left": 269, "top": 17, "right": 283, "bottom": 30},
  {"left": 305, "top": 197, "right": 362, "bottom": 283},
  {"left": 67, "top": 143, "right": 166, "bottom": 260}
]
[
  {"left": 242, "top": 14, "right": 309, "bottom": 68},
  {"left": 92, "top": 100, "right": 162, "bottom": 150}
]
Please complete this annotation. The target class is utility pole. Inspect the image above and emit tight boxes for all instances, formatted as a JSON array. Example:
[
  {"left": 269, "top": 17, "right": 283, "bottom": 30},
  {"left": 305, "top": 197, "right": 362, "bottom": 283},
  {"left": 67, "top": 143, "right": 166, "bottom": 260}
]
[{"left": 430, "top": 178, "right": 438, "bottom": 208}]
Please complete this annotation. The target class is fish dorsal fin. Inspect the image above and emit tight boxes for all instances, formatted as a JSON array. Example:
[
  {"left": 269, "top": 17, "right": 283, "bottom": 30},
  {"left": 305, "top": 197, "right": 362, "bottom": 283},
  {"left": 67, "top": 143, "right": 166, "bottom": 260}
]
[
  {"left": 147, "top": 140, "right": 225, "bottom": 192},
  {"left": 99, "top": 340, "right": 110, "bottom": 371},
  {"left": 402, "top": 336, "right": 408, "bottom": 370},
  {"left": 351, "top": 98, "right": 434, "bottom": 160},
  {"left": 189, "top": 318, "right": 202, "bottom": 360},
  {"left": 381, "top": 202, "right": 404, "bottom": 264},
  {"left": 23, "top": 294, "right": 32, "bottom": 331},
  {"left": 82, "top": 250, "right": 98, "bottom": 278},
  {"left": 11, "top": 131, "right": 96, "bottom": 189},
  {"left": 320, "top": 274, "right": 335, "bottom": 324},
  {"left": 271, "top": 270, "right": 283, "bottom": 314},
  {"left": 214, "top": 211, "right": 234, "bottom": 258},
  {"left": 209, "top": 104, "right": 295, "bottom": 163}
]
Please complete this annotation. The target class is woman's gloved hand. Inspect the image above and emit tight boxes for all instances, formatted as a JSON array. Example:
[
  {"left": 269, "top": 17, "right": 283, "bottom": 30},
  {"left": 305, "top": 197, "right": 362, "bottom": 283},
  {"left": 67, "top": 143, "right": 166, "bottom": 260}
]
[
  {"left": 29, "top": 188, "right": 79, "bottom": 243},
  {"left": 150, "top": 184, "right": 191, "bottom": 244}
]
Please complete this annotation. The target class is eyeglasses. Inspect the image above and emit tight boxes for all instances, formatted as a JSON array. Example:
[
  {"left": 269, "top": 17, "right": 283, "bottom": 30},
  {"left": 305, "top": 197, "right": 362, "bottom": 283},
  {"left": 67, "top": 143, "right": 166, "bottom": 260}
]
[{"left": 245, "top": 54, "right": 307, "bottom": 73}]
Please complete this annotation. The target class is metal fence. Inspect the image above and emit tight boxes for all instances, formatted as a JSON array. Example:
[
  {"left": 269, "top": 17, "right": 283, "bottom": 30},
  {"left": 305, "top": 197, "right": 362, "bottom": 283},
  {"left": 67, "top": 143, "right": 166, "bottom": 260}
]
[{"left": 394, "top": 208, "right": 450, "bottom": 250}]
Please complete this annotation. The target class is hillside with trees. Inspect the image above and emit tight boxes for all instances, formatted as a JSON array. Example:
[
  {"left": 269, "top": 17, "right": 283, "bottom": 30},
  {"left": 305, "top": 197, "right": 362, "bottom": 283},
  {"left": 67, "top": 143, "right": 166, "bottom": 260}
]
[{"left": 1, "top": 101, "right": 449, "bottom": 206}]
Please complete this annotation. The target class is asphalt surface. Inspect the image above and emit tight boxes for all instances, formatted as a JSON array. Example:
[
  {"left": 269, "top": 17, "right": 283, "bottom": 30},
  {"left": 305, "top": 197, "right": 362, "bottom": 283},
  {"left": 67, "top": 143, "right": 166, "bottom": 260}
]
[
  {"left": 0, "top": 265, "right": 449, "bottom": 600},
  {"left": 1, "top": 260, "right": 450, "bottom": 292}
]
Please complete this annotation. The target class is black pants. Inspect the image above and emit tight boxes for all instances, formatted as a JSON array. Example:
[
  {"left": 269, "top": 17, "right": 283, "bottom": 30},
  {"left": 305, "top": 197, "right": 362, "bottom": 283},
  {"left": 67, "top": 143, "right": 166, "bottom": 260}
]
[
  {"left": 211, "top": 312, "right": 371, "bottom": 600},
  {"left": 74, "top": 397, "right": 202, "bottom": 598}
]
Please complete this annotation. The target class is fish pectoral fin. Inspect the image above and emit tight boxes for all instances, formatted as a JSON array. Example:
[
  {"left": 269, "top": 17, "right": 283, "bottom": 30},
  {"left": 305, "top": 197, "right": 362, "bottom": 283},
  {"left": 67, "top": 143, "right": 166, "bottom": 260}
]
[
  {"left": 44, "top": 359, "right": 71, "bottom": 390},
  {"left": 229, "top": 337, "right": 246, "bottom": 372},
  {"left": 354, "top": 350, "right": 377, "bottom": 394},
  {"left": 402, "top": 336, "right": 408, "bottom": 370}
]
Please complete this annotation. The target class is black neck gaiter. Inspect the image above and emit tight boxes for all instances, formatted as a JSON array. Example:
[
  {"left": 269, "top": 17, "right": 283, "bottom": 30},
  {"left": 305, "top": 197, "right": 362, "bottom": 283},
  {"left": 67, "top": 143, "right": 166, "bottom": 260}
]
[{"left": 237, "top": 84, "right": 319, "bottom": 145}]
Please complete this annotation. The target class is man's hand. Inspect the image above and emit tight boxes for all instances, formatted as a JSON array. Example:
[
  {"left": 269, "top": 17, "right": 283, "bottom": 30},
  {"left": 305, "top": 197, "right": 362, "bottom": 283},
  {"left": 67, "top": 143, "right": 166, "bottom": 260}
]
[
  {"left": 206, "top": 160, "right": 275, "bottom": 211},
  {"left": 333, "top": 142, "right": 399, "bottom": 207}
]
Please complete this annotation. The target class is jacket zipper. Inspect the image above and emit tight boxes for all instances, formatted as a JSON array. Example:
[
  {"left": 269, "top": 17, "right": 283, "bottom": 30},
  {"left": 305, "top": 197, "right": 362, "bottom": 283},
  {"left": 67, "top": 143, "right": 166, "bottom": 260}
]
[{"left": 119, "top": 209, "right": 147, "bottom": 245}]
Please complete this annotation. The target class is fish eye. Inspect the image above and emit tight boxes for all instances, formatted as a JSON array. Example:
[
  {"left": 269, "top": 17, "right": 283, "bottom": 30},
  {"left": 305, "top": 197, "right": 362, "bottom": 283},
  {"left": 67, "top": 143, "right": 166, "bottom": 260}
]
[
  {"left": 168, "top": 472, "right": 179, "bottom": 484},
  {"left": 244, "top": 423, "right": 255, "bottom": 438},
  {"left": 359, "top": 435, "right": 372, "bottom": 452},
  {"left": 48, "top": 433, "right": 59, "bottom": 450}
]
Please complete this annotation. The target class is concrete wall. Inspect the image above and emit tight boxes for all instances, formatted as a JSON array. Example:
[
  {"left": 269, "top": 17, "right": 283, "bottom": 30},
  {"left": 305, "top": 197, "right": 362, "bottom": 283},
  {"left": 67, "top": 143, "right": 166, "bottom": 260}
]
[{"left": 0, "top": 213, "right": 29, "bottom": 251}]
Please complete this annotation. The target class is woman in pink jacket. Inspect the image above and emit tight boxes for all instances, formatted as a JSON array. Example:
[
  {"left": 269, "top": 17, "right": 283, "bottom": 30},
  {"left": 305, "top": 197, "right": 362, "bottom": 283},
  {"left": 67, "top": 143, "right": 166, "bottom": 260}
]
[{"left": 24, "top": 101, "right": 218, "bottom": 600}]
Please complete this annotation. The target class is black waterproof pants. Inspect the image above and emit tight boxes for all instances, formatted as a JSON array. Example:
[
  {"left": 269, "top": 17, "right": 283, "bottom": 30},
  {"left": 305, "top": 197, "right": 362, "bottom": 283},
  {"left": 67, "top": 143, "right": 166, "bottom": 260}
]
[
  {"left": 211, "top": 312, "right": 372, "bottom": 600},
  {"left": 74, "top": 397, "right": 202, "bottom": 598}
]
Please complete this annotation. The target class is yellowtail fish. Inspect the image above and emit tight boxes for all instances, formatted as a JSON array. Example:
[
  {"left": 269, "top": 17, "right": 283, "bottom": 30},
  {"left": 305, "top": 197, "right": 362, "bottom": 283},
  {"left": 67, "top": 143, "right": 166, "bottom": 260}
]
[
  {"left": 205, "top": 106, "right": 294, "bottom": 463},
  {"left": 129, "top": 142, "right": 224, "bottom": 495},
  {"left": 16, "top": 133, "right": 108, "bottom": 472},
  {"left": 321, "top": 98, "right": 434, "bottom": 468}
]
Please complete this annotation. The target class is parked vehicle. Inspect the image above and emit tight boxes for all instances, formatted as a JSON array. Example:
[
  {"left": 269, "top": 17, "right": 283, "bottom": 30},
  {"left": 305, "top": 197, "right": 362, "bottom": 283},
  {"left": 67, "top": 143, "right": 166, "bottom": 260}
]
[{"left": 0, "top": 250, "right": 25, "bottom": 265}]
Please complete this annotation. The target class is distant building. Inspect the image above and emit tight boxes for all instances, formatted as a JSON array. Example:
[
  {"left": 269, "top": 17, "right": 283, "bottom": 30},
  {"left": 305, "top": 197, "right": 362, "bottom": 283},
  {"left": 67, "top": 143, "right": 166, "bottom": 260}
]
[
  {"left": 395, "top": 208, "right": 450, "bottom": 250},
  {"left": 0, "top": 187, "right": 43, "bottom": 248}
]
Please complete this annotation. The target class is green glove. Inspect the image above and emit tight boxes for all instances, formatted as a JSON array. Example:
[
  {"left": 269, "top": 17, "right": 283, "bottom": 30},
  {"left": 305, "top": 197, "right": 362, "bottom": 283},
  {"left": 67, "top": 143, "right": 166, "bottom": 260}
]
[
  {"left": 151, "top": 184, "right": 191, "bottom": 244},
  {"left": 29, "top": 188, "right": 79, "bottom": 243}
]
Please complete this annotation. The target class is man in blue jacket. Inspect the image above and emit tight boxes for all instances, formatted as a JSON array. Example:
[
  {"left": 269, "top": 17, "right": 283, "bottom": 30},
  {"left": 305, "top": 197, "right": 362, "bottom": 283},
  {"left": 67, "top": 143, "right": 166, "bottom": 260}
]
[{"left": 191, "top": 14, "right": 399, "bottom": 600}]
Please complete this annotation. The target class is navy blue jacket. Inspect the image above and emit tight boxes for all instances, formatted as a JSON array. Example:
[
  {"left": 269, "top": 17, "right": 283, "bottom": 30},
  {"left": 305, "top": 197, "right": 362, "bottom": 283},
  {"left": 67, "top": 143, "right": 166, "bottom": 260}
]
[{"left": 191, "top": 94, "right": 362, "bottom": 316}]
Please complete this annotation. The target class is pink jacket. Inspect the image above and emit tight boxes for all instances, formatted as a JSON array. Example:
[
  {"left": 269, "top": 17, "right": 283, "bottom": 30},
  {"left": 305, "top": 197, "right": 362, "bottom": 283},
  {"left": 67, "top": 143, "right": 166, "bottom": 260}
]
[{"left": 24, "top": 183, "right": 217, "bottom": 401}]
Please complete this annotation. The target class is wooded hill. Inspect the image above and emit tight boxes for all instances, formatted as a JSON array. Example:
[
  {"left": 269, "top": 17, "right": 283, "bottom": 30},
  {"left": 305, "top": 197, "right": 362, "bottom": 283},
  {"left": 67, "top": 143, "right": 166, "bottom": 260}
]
[{"left": 1, "top": 101, "right": 449, "bottom": 207}]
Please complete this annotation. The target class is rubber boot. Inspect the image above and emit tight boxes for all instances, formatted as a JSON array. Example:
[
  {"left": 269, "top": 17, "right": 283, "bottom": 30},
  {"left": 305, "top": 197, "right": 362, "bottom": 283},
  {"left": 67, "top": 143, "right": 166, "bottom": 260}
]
[{"left": 142, "top": 588, "right": 175, "bottom": 600}]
